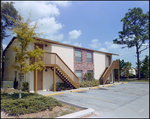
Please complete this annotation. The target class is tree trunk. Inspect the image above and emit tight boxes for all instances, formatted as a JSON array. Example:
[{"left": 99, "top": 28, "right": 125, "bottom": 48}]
[
  {"left": 136, "top": 46, "right": 141, "bottom": 80},
  {"left": 19, "top": 73, "right": 22, "bottom": 98},
  {"left": 0, "top": 40, "right": 2, "bottom": 81}
]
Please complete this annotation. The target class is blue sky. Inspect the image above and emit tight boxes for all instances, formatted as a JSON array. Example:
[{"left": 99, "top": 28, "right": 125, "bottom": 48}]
[{"left": 2, "top": 1, "right": 149, "bottom": 68}]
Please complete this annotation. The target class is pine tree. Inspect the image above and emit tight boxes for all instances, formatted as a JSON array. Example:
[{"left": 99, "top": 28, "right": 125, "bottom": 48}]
[{"left": 113, "top": 7, "right": 149, "bottom": 80}]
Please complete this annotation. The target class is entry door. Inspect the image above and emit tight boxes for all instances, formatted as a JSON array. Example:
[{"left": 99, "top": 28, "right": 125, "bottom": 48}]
[
  {"left": 34, "top": 44, "right": 43, "bottom": 90},
  {"left": 37, "top": 70, "right": 43, "bottom": 90}
]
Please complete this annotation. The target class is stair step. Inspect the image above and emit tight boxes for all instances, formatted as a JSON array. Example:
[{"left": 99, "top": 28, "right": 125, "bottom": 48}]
[{"left": 50, "top": 66, "right": 78, "bottom": 89}]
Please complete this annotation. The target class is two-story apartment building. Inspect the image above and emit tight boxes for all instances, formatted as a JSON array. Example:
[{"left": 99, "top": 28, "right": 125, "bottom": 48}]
[{"left": 2, "top": 37, "right": 119, "bottom": 92}]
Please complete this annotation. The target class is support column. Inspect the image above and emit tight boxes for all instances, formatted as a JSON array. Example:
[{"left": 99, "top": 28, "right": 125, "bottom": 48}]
[
  {"left": 35, "top": 69, "right": 37, "bottom": 93},
  {"left": 118, "top": 69, "right": 120, "bottom": 82},
  {"left": 53, "top": 66, "right": 56, "bottom": 92},
  {"left": 113, "top": 69, "right": 115, "bottom": 83}
]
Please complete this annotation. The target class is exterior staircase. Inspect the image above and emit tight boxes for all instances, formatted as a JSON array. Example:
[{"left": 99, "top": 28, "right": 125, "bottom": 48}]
[
  {"left": 44, "top": 52, "right": 79, "bottom": 89},
  {"left": 99, "top": 61, "right": 119, "bottom": 85}
]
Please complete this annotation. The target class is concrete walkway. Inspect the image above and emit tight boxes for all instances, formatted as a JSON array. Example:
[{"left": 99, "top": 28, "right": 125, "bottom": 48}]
[{"left": 37, "top": 82, "right": 122, "bottom": 96}]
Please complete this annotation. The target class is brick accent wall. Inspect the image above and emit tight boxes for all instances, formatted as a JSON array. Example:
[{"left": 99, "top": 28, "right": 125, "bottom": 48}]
[{"left": 74, "top": 48, "right": 94, "bottom": 81}]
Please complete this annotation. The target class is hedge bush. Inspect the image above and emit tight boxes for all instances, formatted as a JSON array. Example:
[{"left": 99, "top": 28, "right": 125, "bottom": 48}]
[
  {"left": 79, "top": 79, "right": 99, "bottom": 87},
  {"left": 51, "top": 82, "right": 72, "bottom": 91},
  {"left": 105, "top": 80, "right": 111, "bottom": 84},
  {"left": 1, "top": 92, "right": 62, "bottom": 116},
  {"left": 22, "top": 82, "right": 29, "bottom": 92}
]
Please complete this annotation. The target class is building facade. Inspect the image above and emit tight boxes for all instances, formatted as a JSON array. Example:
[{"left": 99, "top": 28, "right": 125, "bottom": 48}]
[{"left": 2, "top": 37, "right": 119, "bottom": 92}]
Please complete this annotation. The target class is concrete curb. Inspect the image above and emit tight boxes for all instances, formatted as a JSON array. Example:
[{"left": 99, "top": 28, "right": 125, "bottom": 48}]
[
  {"left": 103, "top": 84, "right": 113, "bottom": 87},
  {"left": 56, "top": 100, "right": 94, "bottom": 118},
  {"left": 70, "top": 89, "right": 85, "bottom": 92},
  {"left": 113, "top": 83, "right": 121, "bottom": 85},
  {"left": 89, "top": 86, "right": 100, "bottom": 90},
  {"left": 57, "top": 108, "right": 94, "bottom": 118},
  {"left": 45, "top": 92, "right": 64, "bottom": 96}
]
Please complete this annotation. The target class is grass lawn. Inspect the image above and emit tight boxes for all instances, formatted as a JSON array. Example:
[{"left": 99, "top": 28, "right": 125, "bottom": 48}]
[
  {"left": 120, "top": 78, "right": 149, "bottom": 83},
  {"left": 1, "top": 89, "right": 82, "bottom": 118}
]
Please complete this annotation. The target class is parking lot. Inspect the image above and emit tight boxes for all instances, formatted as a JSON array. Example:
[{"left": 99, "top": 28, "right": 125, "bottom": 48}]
[{"left": 51, "top": 82, "right": 149, "bottom": 118}]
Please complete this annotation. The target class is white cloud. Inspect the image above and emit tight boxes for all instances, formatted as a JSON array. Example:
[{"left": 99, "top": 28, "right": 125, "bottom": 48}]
[
  {"left": 91, "top": 39, "right": 99, "bottom": 42},
  {"left": 13, "top": 1, "right": 60, "bottom": 20},
  {"left": 2, "top": 44, "right": 7, "bottom": 50},
  {"left": 104, "top": 41, "right": 120, "bottom": 49},
  {"left": 45, "top": 33, "right": 64, "bottom": 41},
  {"left": 51, "top": 1, "right": 71, "bottom": 7},
  {"left": 89, "top": 39, "right": 101, "bottom": 48},
  {"left": 99, "top": 48, "right": 108, "bottom": 52},
  {"left": 62, "top": 40, "right": 71, "bottom": 44},
  {"left": 68, "top": 30, "right": 81, "bottom": 40},
  {"left": 6, "top": 1, "right": 66, "bottom": 42},
  {"left": 30, "top": 17, "right": 64, "bottom": 41},
  {"left": 73, "top": 42, "right": 82, "bottom": 47}
]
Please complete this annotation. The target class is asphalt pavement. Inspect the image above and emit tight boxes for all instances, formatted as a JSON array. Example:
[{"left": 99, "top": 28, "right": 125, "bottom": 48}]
[{"left": 51, "top": 82, "right": 149, "bottom": 118}]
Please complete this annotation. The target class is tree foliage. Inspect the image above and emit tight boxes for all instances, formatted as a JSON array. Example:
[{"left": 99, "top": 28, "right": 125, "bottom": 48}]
[
  {"left": 137, "top": 55, "right": 149, "bottom": 78},
  {"left": 113, "top": 7, "right": 149, "bottom": 80},
  {"left": 114, "top": 59, "right": 132, "bottom": 79},
  {"left": 1, "top": 1, "right": 21, "bottom": 80},
  {"left": 8, "top": 13, "right": 45, "bottom": 98},
  {"left": 1, "top": 1, "right": 21, "bottom": 40}
]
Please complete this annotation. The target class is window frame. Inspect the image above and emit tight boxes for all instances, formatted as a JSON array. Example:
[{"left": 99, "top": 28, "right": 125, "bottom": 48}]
[
  {"left": 75, "top": 50, "right": 82, "bottom": 63},
  {"left": 75, "top": 70, "right": 82, "bottom": 82},
  {"left": 87, "top": 52, "right": 93, "bottom": 63}
]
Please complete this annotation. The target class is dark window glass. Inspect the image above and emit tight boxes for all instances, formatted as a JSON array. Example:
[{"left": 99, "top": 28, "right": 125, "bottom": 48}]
[
  {"left": 75, "top": 51, "right": 82, "bottom": 62},
  {"left": 87, "top": 52, "right": 92, "bottom": 63},
  {"left": 75, "top": 70, "right": 82, "bottom": 82}
]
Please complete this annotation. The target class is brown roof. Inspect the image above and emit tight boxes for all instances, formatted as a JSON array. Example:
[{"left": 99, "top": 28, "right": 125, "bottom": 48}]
[{"left": 3, "top": 37, "right": 119, "bottom": 56}]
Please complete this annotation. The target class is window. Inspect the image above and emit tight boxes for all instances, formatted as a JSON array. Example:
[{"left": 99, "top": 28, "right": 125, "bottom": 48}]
[
  {"left": 75, "top": 70, "right": 82, "bottom": 82},
  {"left": 87, "top": 52, "right": 92, "bottom": 63},
  {"left": 87, "top": 70, "right": 93, "bottom": 77},
  {"left": 75, "top": 50, "right": 82, "bottom": 62}
]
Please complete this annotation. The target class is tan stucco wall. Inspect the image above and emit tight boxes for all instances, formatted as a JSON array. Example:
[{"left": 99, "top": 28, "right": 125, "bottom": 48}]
[
  {"left": 94, "top": 52, "right": 106, "bottom": 80},
  {"left": 43, "top": 68, "right": 63, "bottom": 91},
  {"left": 51, "top": 44, "right": 74, "bottom": 71},
  {"left": 3, "top": 41, "right": 16, "bottom": 82},
  {"left": 3, "top": 41, "right": 34, "bottom": 90}
]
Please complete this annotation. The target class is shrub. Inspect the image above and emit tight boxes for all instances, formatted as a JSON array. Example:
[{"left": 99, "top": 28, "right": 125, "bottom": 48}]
[
  {"left": 84, "top": 73, "right": 94, "bottom": 81},
  {"left": 79, "top": 79, "right": 99, "bottom": 87},
  {"left": 22, "top": 82, "right": 29, "bottom": 92},
  {"left": 1, "top": 92, "right": 62, "bottom": 116},
  {"left": 129, "top": 74, "right": 136, "bottom": 78},
  {"left": 51, "top": 82, "right": 72, "bottom": 91},
  {"left": 105, "top": 80, "right": 111, "bottom": 84}
]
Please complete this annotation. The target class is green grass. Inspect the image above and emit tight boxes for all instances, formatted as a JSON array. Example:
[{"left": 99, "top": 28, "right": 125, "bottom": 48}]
[
  {"left": 60, "top": 110, "right": 74, "bottom": 116},
  {"left": 1, "top": 92, "right": 62, "bottom": 116}
]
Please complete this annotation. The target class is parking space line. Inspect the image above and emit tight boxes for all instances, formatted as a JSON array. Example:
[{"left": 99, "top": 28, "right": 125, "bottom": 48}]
[
  {"left": 104, "top": 91, "right": 138, "bottom": 97},
  {"left": 67, "top": 92, "right": 116, "bottom": 103}
]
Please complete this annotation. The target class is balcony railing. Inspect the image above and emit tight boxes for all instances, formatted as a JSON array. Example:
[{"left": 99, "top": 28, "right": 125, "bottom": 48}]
[
  {"left": 100, "top": 61, "right": 119, "bottom": 84},
  {"left": 43, "top": 52, "right": 79, "bottom": 85}
]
